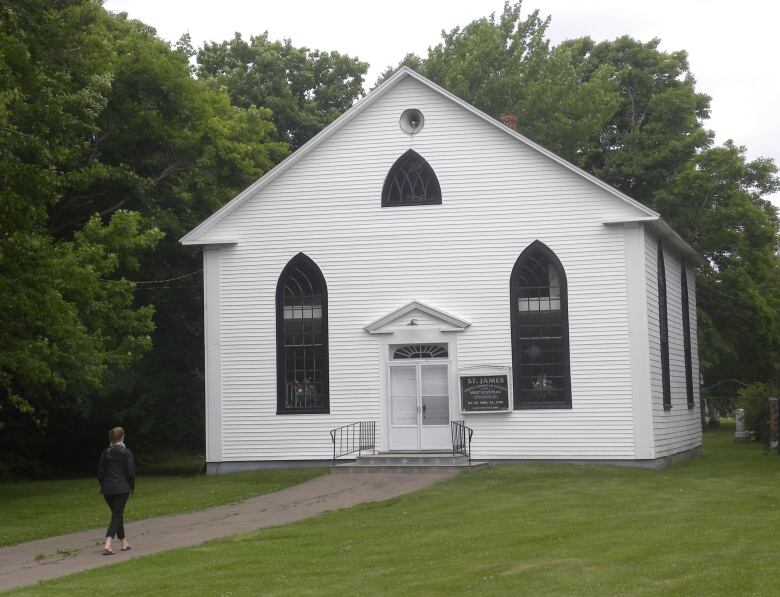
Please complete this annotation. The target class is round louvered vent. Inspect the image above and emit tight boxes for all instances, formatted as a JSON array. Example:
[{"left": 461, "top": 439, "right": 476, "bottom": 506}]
[{"left": 399, "top": 109, "right": 424, "bottom": 134}]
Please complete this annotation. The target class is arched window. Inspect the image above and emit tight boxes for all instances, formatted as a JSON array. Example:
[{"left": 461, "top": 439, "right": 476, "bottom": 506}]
[
  {"left": 658, "top": 242, "right": 671, "bottom": 410},
  {"left": 510, "top": 241, "right": 571, "bottom": 409},
  {"left": 681, "top": 265, "right": 694, "bottom": 409},
  {"left": 276, "top": 253, "right": 328, "bottom": 414},
  {"left": 392, "top": 344, "right": 449, "bottom": 359},
  {"left": 382, "top": 149, "right": 441, "bottom": 206}
]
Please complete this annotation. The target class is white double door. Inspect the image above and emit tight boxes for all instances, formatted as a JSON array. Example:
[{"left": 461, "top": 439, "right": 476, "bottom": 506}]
[{"left": 388, "top": 363, "right": 451, "bottom": 450}]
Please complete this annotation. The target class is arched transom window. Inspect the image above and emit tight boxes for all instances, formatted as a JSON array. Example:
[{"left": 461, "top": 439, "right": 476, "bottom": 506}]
[
  {"left": 382, "top": 149, "right": 442, "bottom": 207},
  {"left": 510, "top": 241, "right": 571, "bottom": 409},
  {"left": 392, "top": 344, "right": 449, "bottom": 359},
  {"left": 276, "top": 253, "right": 329, "bottom": 414}
]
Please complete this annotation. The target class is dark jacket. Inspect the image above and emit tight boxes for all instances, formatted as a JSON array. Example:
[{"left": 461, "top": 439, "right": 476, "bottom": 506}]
[{"left": 98, "top": 444, "right": 136, "bottom": 495}]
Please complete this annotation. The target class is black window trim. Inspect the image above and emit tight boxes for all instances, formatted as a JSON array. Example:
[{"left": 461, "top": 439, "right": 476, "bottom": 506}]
[
  {"left": 381, "top": 149, "right": 442, "bottom": 207},
  {"left": 681, "top": 265, "right": 695, "bottom": 409},
  {"left": 510, "top": 240, "right": 572, "bottom": 410},
  {"left": 275, "top": 253, "right": 330, "bottom": 415},
  {"left": 658, "top": 242, "right": 672, "bottom": 411}
]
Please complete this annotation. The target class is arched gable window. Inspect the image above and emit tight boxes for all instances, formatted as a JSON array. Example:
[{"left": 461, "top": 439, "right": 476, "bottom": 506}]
[
  {"left": 510, "top": 241, "right": 571, "bottom": 409},
  {"left": 681, "top": 265, "right": 694, "bottom": 409},
  {"left": 276, "top": 253, "right": 329, "bottom": 414},
  {"left": 382, "top": 149, "right": 441, "bottom": 206},
  {"left": 658, "top": 242, "right": 671, "bottom": 410}
]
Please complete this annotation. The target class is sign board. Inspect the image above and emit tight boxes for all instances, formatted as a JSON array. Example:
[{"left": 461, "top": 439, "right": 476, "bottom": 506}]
[{"left": 460, "top": 374, "right": 511, "bottom": 413}]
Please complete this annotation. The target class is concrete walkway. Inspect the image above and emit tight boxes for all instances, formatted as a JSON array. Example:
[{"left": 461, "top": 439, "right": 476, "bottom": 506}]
[{"left": 0, "top": 470, "right": 457, "bottom": 592}]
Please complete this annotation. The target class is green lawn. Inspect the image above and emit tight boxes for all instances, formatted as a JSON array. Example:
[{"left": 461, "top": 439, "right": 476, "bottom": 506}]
[
  {"left": 11, "top": 426, "right": 780, "bottom": 596},
  {"left": 0, "top": 458, "right": 324, "bottom": 547}
]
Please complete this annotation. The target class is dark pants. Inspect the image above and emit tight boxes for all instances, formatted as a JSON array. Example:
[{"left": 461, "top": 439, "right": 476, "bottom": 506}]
[{"left": 103, "top": 492, "right": 130, "bottom": 540}]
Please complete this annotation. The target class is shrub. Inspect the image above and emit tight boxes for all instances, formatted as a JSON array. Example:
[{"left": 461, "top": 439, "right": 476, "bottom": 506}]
[{"left": 736, "top": 382, "right": 778, "bottom": 442}]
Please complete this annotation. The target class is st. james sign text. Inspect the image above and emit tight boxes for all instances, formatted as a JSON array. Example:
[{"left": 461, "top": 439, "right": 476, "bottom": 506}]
[{"left": 460, "top": 375, "right": 510, "bottom": 412}]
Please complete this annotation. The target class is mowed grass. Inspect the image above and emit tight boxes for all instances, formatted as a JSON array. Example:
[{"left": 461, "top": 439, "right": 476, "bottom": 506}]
[
  {"left": 0, "top": 458, "right": 325, "bottom": 547},
  {"left": 11, "top": 426, "right": 780, "bottom": 596}
]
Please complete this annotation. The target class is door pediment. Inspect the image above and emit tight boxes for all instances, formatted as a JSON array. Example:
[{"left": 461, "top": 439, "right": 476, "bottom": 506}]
[{"left": 364, "top": 300, "right": 471, "bottom": 335}]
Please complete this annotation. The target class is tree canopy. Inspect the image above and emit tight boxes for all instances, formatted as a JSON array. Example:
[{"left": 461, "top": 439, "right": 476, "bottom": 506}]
[
  {"left": 196, "top": 33, "right": 368, "bottom": 150},
  {"left": 1, "top": 0, "right": 777, "bottom": 473},
  {"left": 384, "top": 0, "right": 780, "bottom": 390},
  {"left": 0, "top": 0, "right": 285, "bottom": 471}
]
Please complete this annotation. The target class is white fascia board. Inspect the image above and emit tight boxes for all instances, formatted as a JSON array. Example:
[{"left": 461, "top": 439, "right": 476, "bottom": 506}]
[
  {"left": 180, "top": 238, "right": 237, "bottom": 247},
  {"left": 179, "top": 68, "right": 415, "bottom": 246},
  {"left": 604, "top": 216, "right": 705, "bottom": 267},
  {"left": 648, "top": 219, "right": 708, "bottom": 267},
  {"left": 182, "top": 66, "right": 675, "bottom": 245},
  {"left": 398, "top": 69, "right": 659, "bottom": 221},
  {"left": 603, "top": 217, "right": 659, "bottom": 225}
]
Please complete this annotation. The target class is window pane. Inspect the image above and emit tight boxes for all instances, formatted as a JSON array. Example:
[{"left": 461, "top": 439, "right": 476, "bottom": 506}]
[
  {"left": 277, "top": 255, "right": 328, "bottom": 412},
  {"left": 382, "top": 150, "right": 442, "bottom": 206},
  {"left": 511, "top": 243, "right": 570, "bottom": 408}
]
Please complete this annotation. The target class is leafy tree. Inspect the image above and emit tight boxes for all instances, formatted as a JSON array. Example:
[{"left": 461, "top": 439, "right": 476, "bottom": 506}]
[
  {"left": 0, "top": 1, "right": 162, "bottom": 471},
  {"left": 656, "top": 142, "right": 780, "bottom": 385},
  {"left": 383, "top": 1, "right": 780, "bottom": 390},
  {"left": 0, "top": 0, "right": 286, "bottom": 471},
  {"left": 560, "top": 35, "right": 712, "bottom": 204},
  {"left": 383, "top": 3, "right": 711, "bottom": 203},
  {"left": 197, "top": 33, "right": 368, "bottom": 149}
]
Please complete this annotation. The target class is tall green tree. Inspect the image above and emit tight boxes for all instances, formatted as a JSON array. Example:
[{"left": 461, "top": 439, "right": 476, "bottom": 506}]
[
  {"left": 0, "top": 0, "right": 287, "bottom": 471},
  {"left": 656, "top": 142, "right": 780, "bottom": 384},
  {"left": 197, "top": 33, "right": 368, "bottom": 149},
  {"left": 383, "top": 1, "right": 780, "bottom": 389},
  {"left": 0, "top": 0, "right": 163, "bottom": 471}
]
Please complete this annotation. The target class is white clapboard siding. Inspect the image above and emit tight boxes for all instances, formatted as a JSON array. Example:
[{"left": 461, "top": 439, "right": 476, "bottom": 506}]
[
  {"left": 645, "top": 231, "right": 702, "bottom": 456},
  {"left": 204, "top": 76, "right": 667, "bottom": 462}
]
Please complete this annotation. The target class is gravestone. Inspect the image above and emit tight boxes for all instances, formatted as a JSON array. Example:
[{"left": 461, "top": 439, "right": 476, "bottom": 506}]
[{"left": 734, "top": 408, "right": 747, "bottom": 442}]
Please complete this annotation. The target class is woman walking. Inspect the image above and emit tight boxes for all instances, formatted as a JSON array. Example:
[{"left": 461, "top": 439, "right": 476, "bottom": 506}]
[{"left": 97, "top": 426, "right": 135, "bottom": 555}]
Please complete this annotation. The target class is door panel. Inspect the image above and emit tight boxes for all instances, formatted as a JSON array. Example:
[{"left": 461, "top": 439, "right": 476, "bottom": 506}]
[
  {"left": 390, "top": 366, "right": 417, "bottom": 426},
  {"left": 421, "top": 365, "right": 449, "bottom": 426},
  {"left": 420, "top": 364, "right": 451, "bottom": 449},
  {"left": 389, "top": 366, "right": 419, "bottom": 450}
]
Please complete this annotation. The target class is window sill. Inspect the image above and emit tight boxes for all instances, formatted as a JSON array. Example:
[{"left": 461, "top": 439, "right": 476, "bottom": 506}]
[
  {"left": 514, "top": 402, "right": 572, "bottom": 410},
  {"left": 276, "top": 408, "right": 330, "bottom": 415}
]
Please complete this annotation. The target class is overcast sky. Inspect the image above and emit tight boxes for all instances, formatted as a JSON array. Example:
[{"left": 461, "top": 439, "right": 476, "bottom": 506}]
[{"left": 104, "top": 0, "right": 779, "bottom": 205}]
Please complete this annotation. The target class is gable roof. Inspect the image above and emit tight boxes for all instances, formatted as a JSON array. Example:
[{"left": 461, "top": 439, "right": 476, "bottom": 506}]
[
  {"left": 364, "top": 300, "right": 471, "bottom": 334},
  {"left": 180, "top": 67, "right": 704, "bottom": 265}
]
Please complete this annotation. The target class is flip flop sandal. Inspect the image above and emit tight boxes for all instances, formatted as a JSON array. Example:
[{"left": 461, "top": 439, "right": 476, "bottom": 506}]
[
  {"left": 102, "top": 549, "right": 115, "bottom": 556},
  {"left": 121, "top": 545, "right": 132, "bottom": 551}
]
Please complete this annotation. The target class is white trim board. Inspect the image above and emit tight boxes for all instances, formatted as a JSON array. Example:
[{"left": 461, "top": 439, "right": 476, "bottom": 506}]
[{"left": 180, "top": 66, "right": 701, "bottom": 266}]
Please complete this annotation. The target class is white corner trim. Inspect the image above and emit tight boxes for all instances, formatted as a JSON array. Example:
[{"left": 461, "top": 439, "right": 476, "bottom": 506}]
[
  {"left": 624, "top": 223, "right": 654, "bottom": 459},
  {"left": 364, "top": 299, "right": 471, "bottom": 333},
  {"left": 203, "top": 248, "right": 223, "bottom": 463}
]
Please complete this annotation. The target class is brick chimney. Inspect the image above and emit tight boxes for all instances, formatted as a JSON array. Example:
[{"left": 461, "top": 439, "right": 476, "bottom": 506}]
[{"left": 499, "top": 114, "right": 517, "bottom": 131}]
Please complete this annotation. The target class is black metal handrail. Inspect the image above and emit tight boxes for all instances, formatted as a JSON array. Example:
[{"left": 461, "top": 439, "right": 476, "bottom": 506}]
[
  {"left": 451, "top": 419, "right": 473, "bottom": 462},
  {"left": 330, "top": 421, "right": 376, "bottom": 465}
]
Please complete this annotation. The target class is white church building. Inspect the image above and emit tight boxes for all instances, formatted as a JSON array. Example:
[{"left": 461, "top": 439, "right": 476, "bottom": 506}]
[{"left": 182, "top": 67, "right": 703, "bottom": 472}]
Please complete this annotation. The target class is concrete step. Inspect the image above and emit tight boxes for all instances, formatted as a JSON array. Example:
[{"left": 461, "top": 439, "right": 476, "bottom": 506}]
[
  {"left": 358, "top": 452, "right": 469, "bottom": 466},
  {"left": 331, "top": 462, "right": 489, "bottom": 473},
  {"left": 331, "top": 451, "right": 488, "bottom": 473}
]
